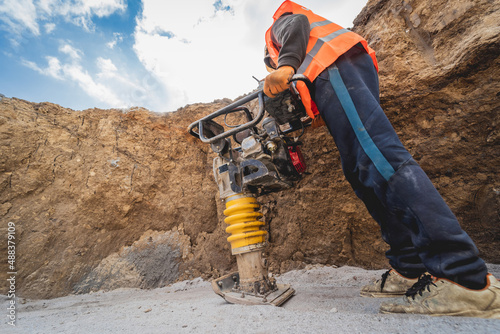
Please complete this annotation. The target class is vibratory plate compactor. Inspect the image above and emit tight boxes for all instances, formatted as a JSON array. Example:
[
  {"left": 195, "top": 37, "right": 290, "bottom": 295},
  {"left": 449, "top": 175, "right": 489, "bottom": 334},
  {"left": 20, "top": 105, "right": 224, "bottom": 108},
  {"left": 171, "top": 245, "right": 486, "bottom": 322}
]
[{"left": 188, "top": 76, "right": 313, "bottom": 306}]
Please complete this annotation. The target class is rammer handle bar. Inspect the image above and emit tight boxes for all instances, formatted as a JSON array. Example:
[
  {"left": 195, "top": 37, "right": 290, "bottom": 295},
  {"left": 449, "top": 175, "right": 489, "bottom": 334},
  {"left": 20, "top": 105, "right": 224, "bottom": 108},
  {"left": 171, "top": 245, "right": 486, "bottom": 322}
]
[
  {"left": 187, "top": 74, "right": 313, "bottom": 144},
  {"left": 187, "top": 90, "right": 265, "bottom": 144}
]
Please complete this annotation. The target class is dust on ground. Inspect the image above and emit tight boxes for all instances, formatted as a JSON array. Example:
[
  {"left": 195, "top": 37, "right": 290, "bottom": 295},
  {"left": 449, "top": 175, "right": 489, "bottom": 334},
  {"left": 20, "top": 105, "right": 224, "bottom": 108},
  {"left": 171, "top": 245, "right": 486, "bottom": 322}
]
[{"left": 4, "top": 264, "right": 500, "bottom": 334}]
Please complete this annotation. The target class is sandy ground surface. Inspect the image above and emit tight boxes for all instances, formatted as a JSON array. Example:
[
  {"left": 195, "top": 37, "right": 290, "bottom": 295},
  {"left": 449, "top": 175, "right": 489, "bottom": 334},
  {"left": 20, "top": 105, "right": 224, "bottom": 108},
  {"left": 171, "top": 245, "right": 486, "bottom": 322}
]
[{"left": 3, "top": 264, "right": 500, "bottom": 334}]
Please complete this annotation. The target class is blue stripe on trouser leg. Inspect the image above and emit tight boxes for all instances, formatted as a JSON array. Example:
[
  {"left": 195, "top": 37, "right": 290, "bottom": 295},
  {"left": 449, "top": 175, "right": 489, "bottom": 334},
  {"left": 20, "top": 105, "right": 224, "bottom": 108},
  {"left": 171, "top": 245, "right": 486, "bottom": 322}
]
[
  {"left": 313, "top": 46, "right": 487, "bottom": 287},
  {"left": 328, "top": 64, "right": 395, "bottom": 181}
]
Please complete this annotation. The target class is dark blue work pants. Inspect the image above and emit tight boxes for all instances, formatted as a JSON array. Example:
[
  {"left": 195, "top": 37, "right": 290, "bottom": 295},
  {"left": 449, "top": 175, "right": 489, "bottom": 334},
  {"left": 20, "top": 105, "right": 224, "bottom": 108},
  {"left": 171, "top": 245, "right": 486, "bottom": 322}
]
[{"left": 313, "top": 46, "right": 487, "bottom": 288}]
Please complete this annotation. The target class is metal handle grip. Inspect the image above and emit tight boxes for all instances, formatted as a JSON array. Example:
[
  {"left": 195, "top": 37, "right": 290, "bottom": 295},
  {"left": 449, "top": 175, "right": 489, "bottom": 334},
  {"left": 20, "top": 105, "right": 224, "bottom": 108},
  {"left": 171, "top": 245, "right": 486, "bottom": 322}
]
[
  {"left": 187, "top": 90, "right": 265, "bottom": 144},
  {"left": 289, "top": 74, "right": 315, "bottom": 99},
  {"left": 187, "top": 74, "right": 313, "bottom": 144}
]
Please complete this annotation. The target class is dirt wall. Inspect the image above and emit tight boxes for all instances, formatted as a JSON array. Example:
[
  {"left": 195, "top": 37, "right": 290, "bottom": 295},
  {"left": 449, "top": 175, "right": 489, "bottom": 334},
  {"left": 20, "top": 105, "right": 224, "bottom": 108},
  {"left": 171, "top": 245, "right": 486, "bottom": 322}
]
[{"left": 0, "top": 0, "right": 498, "bottom": 298}]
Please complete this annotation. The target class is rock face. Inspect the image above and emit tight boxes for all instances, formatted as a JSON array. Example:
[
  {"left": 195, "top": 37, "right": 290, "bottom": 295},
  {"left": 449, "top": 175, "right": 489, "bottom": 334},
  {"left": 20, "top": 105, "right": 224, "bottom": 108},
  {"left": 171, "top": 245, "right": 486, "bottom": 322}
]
[
  {"left": 0, "top": 0, "right": 498, "bottom": 299},
  {"left": 353, "top": 0, "right": 500, "bottom": 256}
]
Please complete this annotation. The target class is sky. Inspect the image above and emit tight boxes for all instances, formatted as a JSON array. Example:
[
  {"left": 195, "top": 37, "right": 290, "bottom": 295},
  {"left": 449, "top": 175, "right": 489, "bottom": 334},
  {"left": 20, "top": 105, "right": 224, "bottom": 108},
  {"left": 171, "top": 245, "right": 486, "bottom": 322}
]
[{"left": 0, "top": 0, "right": 368, "bottom": 112}]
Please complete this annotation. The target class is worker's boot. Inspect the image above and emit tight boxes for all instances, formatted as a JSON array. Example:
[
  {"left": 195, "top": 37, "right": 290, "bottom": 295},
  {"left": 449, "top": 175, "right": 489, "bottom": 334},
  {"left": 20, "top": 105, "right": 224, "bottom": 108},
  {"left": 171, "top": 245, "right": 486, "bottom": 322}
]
[
  {"left": 360, "top": 269, "right": 419, "bottom": 298},
  {"left": 380, "top": 274, "right": 500, "bottom": 318}
]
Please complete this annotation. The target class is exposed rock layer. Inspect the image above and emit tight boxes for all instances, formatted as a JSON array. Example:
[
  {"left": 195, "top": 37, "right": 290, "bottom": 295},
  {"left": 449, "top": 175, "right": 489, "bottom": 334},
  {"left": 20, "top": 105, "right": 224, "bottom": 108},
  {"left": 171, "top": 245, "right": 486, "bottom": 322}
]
[{"left": 0, "top": 0, "right": 498, "bottom": 298}]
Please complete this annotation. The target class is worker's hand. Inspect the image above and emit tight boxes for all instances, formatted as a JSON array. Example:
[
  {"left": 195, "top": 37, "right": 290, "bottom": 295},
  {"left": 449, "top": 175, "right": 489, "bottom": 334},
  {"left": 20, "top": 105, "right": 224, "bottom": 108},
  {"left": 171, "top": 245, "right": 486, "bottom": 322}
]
[{"left": 263, "top": 66, "right": 295, "bottom": 98}]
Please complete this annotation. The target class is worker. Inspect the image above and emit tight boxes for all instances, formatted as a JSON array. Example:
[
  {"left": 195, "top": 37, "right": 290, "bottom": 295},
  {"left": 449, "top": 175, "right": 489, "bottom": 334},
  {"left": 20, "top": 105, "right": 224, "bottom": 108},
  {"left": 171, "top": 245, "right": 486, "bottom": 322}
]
[{"left": 263, "top": 1, "right": 499, "bottom": 318}]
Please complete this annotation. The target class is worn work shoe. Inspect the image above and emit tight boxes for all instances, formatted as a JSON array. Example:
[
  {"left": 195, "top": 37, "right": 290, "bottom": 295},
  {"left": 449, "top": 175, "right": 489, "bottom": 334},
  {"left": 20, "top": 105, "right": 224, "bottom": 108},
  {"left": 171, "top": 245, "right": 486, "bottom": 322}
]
[
  {"left": 380, "top": 274, "right": 500, "bottom": 318},
  {"left": 360, "top": 269, "right": 419, "bottom": 298}
]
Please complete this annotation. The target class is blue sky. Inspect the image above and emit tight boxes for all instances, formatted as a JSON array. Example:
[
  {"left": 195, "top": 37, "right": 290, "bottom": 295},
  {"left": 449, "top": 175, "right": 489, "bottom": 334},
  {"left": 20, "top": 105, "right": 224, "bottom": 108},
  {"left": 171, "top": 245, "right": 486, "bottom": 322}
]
[{"left": 0, "top": 0, "right": 368, "bottom": 112}]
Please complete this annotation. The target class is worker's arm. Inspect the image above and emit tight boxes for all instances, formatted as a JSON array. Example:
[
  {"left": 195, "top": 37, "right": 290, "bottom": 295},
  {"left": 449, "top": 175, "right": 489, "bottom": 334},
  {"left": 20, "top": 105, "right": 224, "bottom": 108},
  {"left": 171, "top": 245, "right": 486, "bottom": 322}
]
[
  {"left": 264, "top": 14, "right": 310, "bottom": 97},
  {"left": 270, "top": 13, "right": 310, "bottom": 71}
]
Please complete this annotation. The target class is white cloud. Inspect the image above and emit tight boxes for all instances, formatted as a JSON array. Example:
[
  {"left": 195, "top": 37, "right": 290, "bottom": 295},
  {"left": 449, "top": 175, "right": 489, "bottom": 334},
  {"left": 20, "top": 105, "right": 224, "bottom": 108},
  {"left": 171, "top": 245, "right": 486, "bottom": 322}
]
[
  {"left": 79, "top": 0, "right": 126, "bottom": 17},
  {"left": 63, "top": 64, "right": 123, "bottom": 106},
  {"left": 0, "top": 0, "right": 39, "bottom": 36},
  {"left": 45, "top": 22, "right": 56, "bottom": 33},
  {"left": 21, "top": 59, "right": 41, "bottom": 71},
  {"left": 9, "top": 0, "right": 370, "bottom": 112},
  {"left": 59, "top": 44, "right": 83, "bottom": 61},
  {"left": 96, "top": 57, "right": 118, "bottom": 78},
  {"left": 22, "top": 52, "right": 124, "bottom": 108},
  {"left": 55, "top": 0, "right": 126, "bottom": 31},
  {"left": 93, "top": 57, "right": 164, "bottom": 109},
  {"left": 133, "top": 0, "right": 369, "bottom": 111},
  {"left": 22, "top": 56, "right": 63, "bottom": 79},
  {"left": 21, "top": 46, "right": 166, "bottom": 110},
  {"left": 107, "top": 40, "right": 117, "bottom": 49},
  {"left": 46, "top": 57, "right": 64, "bottom": 79},
  {"left": 106, "top": 32, "right": 123, "bottom": 49},
  {"left": 0, "top": 0, "right": 126, "bottom": 38},
  {"left": 134, "top": 0, "right": 270, "bottom": 110}
]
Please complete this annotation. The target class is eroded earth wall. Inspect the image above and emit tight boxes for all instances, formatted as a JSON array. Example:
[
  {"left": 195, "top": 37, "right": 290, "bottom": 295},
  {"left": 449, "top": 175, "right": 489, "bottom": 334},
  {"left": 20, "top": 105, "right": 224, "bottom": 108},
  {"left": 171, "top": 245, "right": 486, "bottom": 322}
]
[{"left": 0, "top": 0, "right": 498, "bottom": 298}]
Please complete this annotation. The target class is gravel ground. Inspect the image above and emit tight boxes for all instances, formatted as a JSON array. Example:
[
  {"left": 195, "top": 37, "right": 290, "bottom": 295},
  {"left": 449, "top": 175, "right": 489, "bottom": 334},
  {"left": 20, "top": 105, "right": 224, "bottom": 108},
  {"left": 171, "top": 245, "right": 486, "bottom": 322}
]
[{"left": 3, "top": 264, "right": 500, "bottom": 334}]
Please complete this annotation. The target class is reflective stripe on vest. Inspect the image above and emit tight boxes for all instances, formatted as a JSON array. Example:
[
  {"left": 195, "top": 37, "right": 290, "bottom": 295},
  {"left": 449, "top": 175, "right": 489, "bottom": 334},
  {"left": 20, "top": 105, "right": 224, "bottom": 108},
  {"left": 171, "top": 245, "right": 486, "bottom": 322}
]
[
  {"left": 297, "top": 26, "right": 351, "bottom": 74},
  {"left": 265, "top": 1, "right": 378, "bottom": 118}
]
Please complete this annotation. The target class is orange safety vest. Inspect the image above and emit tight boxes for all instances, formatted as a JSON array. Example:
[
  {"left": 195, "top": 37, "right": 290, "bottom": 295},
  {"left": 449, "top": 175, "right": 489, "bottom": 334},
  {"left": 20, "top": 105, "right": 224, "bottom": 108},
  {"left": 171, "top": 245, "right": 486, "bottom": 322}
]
[{"left": 265, "top": 1, "right": 378, "bottom": 118}]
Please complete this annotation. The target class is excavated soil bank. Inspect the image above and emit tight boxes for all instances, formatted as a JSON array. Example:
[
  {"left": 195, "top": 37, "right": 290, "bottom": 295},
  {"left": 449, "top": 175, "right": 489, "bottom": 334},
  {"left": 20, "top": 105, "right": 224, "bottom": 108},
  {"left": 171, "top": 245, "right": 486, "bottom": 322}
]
[{"left": 0, "top": 0, "right": 499, "bottom": 299}]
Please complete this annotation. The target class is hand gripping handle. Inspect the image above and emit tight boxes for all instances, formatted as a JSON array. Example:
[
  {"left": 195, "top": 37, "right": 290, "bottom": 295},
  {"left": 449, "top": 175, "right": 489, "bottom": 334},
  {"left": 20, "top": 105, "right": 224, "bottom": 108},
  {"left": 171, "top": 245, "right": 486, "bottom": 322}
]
[{"left": 187, "top": 74, "right": 313, "bottom": 144}]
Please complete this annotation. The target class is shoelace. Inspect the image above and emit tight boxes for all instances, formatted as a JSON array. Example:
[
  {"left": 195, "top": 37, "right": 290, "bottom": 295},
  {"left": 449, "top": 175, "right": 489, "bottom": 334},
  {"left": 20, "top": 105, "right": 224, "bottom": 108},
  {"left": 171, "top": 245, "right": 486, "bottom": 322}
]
[
  {"left": 379, "top": 270, "right": 391, "bottom": 291},
  {"left": 405, "top": 274, "right": 437, "bottom": 299}
]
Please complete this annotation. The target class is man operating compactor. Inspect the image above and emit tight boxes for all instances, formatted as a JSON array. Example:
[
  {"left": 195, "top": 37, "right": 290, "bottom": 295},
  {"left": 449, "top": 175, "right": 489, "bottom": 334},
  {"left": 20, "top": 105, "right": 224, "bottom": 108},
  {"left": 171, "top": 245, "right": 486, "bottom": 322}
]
[{"left": 262, "top": 0, "right": 500, "bottom": 318}]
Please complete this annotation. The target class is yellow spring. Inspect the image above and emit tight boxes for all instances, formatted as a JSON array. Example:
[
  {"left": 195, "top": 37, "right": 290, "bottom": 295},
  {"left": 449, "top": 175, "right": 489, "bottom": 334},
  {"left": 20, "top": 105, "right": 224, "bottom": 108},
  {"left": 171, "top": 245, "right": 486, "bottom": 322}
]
[{"left": 224, "top": 195, "right": 267, "bottom": 251}]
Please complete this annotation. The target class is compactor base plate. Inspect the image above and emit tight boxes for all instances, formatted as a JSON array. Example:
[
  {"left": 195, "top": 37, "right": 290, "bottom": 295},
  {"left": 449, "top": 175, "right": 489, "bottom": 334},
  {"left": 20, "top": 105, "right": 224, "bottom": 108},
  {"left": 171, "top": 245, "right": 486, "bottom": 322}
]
[{"left": 211, "top": 272, "right": 295, "bottom": 306}]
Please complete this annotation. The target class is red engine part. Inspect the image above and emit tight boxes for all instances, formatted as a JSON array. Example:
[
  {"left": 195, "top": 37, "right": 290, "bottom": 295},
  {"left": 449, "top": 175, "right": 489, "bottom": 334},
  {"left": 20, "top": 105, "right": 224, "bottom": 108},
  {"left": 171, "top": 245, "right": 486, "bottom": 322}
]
[{"left": 287, "top": 145, "right": 306, "bottom": 174}]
